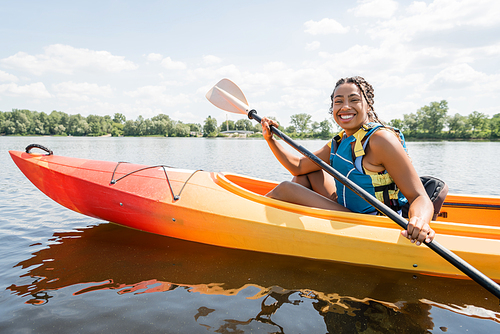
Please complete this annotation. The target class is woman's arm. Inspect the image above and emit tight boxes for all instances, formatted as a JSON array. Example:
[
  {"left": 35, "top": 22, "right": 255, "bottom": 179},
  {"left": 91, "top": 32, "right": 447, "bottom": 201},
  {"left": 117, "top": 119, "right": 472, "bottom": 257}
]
[
  {"left": 365, "top": 130, "right": 435, "bottom": 246},
  {"left": 261, "top": 117, "right": 331, "bottom": 176}
]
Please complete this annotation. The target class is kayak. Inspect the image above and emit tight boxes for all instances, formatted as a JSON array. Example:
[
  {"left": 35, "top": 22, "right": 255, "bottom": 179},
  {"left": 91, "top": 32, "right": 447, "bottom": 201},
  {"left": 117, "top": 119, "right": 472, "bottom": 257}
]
[{"left": 9, "top": 149, "right": 500, "bottom": 281}]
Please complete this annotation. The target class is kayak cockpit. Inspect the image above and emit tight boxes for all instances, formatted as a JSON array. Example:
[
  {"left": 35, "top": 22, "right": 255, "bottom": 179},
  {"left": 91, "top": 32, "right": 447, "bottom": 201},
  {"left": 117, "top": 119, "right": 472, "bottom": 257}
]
[
  {"left": 217, "top": 173, "right": 278, "bottom": 196},
  {"left": 216, "top": 172, "right": 393, "bottom": 225},
  {"left": 216, "top": 172, "right": 500, "bottom": 240}
]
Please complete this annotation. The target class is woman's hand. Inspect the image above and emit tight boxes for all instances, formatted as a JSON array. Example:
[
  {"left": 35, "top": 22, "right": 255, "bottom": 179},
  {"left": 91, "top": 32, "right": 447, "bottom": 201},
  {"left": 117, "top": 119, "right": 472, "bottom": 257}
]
[
  {"left": 261, "top": 117, "right": 279, "bottom": 141},
  {"left": 401, "top": 216, "right": 435, "bottom": 246}
]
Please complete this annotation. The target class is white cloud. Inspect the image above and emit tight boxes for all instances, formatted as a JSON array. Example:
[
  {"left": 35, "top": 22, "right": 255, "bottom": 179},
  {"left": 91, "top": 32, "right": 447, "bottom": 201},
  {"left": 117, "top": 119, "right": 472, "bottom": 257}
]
[
  {"left": 374, "top": 73, "right": 426, "bottom": 89},
  {"left": 305, "top": 41, "right": 321, "bottom": 51},
  {"left": 369, "top": 0, "right": 500, "bottom": 43},
  {"left": 446, "top": 43, "right": 500, "bottom": 67},
  {"left": 427, "top": 0, "right": 500, "bottom": 28},
  {"left": 1, "top": 44, "right": 138, "bottom": 75},
  {"left": 280, "top": 87, "right": 323, "bottom": 111},
  {"left": 320, "top": 44, "right": 394, "bottom": 70},
  {"left": 171, "top": 110, "right": 199, "bottom": 123},
  {"left": 203, "top": 55, "right": 222, "bottom": 65},
  {"left": 262, "top": 62, "right": 287, "bottom": 72},
  {"left": 0, "top": 82, "right": 51, "bottom": 98},
  {"left": 407, "top": 1, "right": 427, "bottom": 15},
  {"left": 125, "top": 85, "right": 167, "bottom": 99},
  {"left": 0, "top": 70, "right": 18, "bottom": 82},
  {"left": 192, "top": 64, "right": 242, "bottom": 82},
  {"left": 160, "top": 57, "right": 187, "bottom": 70},
  {"left": 146, "top": 53, "right": 163, "bottom": 62},
  {"left": 427, "top": 63, "right": 490, "bottom": 91},
  {"left": 349, "top": 0, "right": 399, "bottom": 19},
  {"left": 480, "top": 43, "right": 500, "bottom": 56},
  {"left": 52, "top": 81, "right": 114, "bottom": 101},
  {"left": 304, "top": 18, "right": 349, "bottom": 35},
  {"left": 125, "top": 85, "right": 191, "bottom": 107}
]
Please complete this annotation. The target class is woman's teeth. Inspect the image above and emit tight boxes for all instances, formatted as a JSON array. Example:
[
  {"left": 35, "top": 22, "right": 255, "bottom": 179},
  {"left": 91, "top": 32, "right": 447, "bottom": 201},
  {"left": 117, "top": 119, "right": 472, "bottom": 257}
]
[{"left": 340, "top": 114, "right": 354, "bottom": 120}]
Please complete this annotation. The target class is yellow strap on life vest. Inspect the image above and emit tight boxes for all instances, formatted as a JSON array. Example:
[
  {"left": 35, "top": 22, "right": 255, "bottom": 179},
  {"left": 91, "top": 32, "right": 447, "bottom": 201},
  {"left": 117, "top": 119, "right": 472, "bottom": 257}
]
[
  {"left": 333, "top": 124, "right": 375, "bottom": 157},
  {"left": 353, "top": 125, "right": 371, "bottom": 158}
]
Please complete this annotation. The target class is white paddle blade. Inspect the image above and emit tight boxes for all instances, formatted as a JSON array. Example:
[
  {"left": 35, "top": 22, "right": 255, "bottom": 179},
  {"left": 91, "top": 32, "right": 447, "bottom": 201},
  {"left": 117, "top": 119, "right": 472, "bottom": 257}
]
[{"left": 205, "top": 79, "right": 250, "bottom": 115}]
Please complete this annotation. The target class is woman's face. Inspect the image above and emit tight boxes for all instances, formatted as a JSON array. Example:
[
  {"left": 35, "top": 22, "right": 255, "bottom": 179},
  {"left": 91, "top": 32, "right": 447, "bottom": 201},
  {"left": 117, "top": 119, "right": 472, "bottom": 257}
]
[{"left": 331, "top": 83, "right": 370, "bottom": 136}]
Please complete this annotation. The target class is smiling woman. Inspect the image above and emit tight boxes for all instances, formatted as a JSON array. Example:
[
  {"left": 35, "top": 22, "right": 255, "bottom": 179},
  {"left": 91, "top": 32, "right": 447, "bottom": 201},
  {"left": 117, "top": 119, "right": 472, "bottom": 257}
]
[{"left": 261, "top": 76, "right": 436, "bottom": 247}]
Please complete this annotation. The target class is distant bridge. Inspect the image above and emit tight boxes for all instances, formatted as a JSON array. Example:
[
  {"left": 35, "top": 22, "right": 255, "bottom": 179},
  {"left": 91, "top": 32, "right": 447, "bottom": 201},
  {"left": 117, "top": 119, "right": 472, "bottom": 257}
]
[{"left": 220, "top": 130, "right": 255, "bottom": 134}]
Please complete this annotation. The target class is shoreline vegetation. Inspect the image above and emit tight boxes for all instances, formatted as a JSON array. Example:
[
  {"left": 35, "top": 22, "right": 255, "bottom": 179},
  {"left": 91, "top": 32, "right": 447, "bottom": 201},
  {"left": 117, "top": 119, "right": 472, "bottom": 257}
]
[{"left": 1, "top": 100, "right": 499, "bottom": 140}]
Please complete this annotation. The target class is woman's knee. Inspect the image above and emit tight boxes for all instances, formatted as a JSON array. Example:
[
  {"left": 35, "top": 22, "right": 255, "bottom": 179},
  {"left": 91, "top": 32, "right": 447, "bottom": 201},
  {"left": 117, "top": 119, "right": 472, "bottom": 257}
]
[
  {"left": 266, "top": 181, "right": 296, "bottom": 199},
  {"left": 300, "top": 170, "right": 336, "bottom": 199}
]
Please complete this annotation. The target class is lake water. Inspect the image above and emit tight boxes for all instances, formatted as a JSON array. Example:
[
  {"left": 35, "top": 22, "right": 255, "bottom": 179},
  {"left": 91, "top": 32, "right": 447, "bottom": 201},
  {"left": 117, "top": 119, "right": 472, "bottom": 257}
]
[{"left": 1, "top": 136, "right": 499, "bottom": 333}]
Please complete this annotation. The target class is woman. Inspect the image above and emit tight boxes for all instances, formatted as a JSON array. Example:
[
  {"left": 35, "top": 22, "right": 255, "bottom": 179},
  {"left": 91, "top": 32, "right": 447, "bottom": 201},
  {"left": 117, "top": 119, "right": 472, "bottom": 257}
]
[{"left": 261, "top": 76, "right": 435, "bottom": 246}]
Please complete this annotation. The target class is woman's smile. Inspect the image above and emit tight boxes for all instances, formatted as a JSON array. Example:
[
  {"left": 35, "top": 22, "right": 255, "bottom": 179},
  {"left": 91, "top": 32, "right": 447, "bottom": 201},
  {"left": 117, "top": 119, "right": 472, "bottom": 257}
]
[{"left": 339, "top": 114, "right": 355, "bottom": 120}]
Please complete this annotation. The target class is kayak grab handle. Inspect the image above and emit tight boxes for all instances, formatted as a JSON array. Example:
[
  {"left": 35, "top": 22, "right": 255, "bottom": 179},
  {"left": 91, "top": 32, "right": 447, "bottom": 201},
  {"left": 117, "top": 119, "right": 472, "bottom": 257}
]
[{"left": 25, "top": 144, "right": 53, "bottom": 156}]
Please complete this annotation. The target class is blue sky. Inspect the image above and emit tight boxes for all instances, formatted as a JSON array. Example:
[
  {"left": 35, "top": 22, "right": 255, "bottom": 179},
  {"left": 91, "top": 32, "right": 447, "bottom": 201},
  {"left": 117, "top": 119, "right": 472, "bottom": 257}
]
[{"left": 1, "top": 0, "right": 499, "bottom": 127}]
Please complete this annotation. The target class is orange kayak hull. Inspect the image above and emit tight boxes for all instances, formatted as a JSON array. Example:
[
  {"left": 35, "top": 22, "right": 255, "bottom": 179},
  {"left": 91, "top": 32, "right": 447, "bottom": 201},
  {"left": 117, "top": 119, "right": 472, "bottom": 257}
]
[{"left": 9, "top": 150, "right": 500, "bottom": 281}]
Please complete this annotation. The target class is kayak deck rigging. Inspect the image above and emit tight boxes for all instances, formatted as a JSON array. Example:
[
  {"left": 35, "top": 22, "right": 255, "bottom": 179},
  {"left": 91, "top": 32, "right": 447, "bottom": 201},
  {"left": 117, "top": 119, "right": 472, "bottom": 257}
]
[{"left": 109, "top": 161, "right": 203, "bottom": 201}]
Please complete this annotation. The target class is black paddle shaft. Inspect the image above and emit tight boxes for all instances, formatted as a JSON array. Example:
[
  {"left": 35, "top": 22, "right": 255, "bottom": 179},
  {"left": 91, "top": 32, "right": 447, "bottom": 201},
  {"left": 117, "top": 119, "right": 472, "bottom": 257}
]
[{"left": 248, "top": 109, "right": 500, "bottom": 301}]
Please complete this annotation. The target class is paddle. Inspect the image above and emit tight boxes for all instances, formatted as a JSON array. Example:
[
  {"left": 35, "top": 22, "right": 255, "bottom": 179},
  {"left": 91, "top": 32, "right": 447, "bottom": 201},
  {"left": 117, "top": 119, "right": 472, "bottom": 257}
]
[{"left": 206, "top": 78, "right": 500, "bottom": 300}]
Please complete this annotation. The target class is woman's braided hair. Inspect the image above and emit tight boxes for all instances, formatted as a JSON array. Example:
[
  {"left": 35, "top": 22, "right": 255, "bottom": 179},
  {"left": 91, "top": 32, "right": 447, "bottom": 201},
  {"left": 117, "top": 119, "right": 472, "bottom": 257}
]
[{"left": 329, "top": 76, "right": 384, "bottom": 125}]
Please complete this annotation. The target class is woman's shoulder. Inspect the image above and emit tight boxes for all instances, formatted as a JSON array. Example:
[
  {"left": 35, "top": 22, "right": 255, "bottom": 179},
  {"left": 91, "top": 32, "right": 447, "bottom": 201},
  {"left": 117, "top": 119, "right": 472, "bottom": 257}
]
[{"left": 369, "top": 127, "right": 403, "bottom": 151}]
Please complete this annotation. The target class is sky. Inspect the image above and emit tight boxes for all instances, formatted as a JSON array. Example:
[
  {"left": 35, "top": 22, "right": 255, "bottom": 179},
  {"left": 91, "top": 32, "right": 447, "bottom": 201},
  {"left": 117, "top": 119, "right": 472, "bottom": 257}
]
[{"left": 1, "top": 0, "right": 499, "bottom": 127}]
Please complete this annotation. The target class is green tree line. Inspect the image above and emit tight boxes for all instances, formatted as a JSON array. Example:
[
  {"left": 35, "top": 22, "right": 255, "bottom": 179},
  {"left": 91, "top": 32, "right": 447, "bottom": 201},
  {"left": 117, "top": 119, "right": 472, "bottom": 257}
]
[
  {"left": 2, "top": 101, "right": 500, "bottom": 139},
  {"left": 388, "top": 100, "right": 500, "bottom": 140},
  {"left": 0, "top": 109, "right": 202, "bottom": 137}
]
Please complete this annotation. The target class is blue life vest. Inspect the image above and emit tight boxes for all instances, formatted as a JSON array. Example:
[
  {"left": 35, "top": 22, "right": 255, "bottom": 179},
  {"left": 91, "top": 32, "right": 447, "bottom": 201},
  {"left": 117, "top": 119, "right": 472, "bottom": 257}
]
[{"left": 329, "top": 123, "right": 408, "bottom": 214}]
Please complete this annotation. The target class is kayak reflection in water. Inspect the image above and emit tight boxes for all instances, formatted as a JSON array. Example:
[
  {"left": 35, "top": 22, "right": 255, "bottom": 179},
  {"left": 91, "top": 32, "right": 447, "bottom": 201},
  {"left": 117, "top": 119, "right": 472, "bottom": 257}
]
[{"left": 261, "top": 76, "right": 435, "bottom": 246}]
